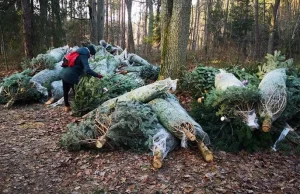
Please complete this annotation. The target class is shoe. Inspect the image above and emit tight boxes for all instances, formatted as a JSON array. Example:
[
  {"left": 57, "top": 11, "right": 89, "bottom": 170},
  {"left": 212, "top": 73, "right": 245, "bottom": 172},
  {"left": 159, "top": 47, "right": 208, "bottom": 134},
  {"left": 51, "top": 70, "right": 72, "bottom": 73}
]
[{"left": 64, "top": 106, "right": 71, "bottom": 112}]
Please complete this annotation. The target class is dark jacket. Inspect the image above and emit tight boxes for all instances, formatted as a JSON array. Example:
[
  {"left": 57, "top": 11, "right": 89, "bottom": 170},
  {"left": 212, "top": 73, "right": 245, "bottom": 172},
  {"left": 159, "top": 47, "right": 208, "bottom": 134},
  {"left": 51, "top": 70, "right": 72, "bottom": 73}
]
[{"left": 59, "top": 47, "right": 98, "bottom": 85}]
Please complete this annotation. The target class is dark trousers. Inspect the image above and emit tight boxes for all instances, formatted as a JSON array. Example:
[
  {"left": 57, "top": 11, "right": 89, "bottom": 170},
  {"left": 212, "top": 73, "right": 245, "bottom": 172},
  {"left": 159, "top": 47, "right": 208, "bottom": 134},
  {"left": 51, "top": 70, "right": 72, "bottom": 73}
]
[{"left": 62, "top": 80, "right": 75, "bottom": 107}]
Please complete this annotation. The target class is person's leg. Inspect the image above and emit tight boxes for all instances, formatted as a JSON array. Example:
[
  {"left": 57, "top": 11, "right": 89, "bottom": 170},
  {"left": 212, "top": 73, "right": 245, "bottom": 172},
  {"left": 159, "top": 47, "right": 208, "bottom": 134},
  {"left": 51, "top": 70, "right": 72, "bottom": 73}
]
[{"left": 62, "top": 80, "right": 71, "bottom": 109}]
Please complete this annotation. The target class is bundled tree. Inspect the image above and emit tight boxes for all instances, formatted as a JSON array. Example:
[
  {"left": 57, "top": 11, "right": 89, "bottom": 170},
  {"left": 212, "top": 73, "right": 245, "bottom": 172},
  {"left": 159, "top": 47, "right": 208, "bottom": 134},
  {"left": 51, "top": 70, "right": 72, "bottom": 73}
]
[{"left": 0, "top": 69, "right": 40, "bottom": 108}]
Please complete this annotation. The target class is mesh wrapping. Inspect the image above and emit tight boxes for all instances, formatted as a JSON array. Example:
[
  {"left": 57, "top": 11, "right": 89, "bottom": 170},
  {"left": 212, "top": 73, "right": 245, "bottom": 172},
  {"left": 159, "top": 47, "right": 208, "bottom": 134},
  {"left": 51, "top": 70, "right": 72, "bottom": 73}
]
[
  {"left": 215, "top": 70, "right": 244, "bottom": 91},
  {"left": 92, "top": 78, "right": 178, "bottom": 114},
  {"left": 90, "top": 55, "right": 121, "bottom": 75},
  {"left": 50, "top": 80, "right": 63, "bottom": 100},
  {"left": 148, "top": 94, "right": 210, "bottom": 147},
  {"left": 259, "top": 68, "right": 287, "bottom": 120},
  {"left": 106, "top": 101, "right": 178, "bottom": 157},
  {"left": 30, "top": 62, "right": 63, "bottom": 97}
]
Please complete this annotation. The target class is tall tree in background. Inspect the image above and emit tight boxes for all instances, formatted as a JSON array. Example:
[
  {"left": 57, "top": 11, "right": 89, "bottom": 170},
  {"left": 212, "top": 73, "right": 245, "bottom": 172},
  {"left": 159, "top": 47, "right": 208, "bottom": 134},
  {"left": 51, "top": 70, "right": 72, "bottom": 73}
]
[
  {"left": 39, "top": 0, "right": 48, "bottom": 52},
  {"left": 125, "top": 0, "right": 135, "bottom": 53},
  {"left": 254, "top": 0, "right": 260, "bottom": 57},
  {"left": 121, "top": 0, "right": 126, "bottom": 49},
  {"left": 51, "top": 0, "right": 64, "bottom": 47},
  {"left": 160, "top": 0, "right": 192, "bottom": 79},
  {"left": 267, "top": 0, "right": 281, "bottom": 54},
  {"left": 105, "top": 0, "right": 109, "bottom": 40},
  {"left": 88, "top": 0, "right": 97, "bottom": 44},
  {"left": 97, "top": 0, "right": 105, "bottom": 42},
  {"left": 21, "top": 0, "right": 33, "bottom": 58},
  {"left": 191, "top": 0, "right": 200, "bottom": 51},
  {"left": 147, "top": 0, "right": 154, "bottom": 52}
]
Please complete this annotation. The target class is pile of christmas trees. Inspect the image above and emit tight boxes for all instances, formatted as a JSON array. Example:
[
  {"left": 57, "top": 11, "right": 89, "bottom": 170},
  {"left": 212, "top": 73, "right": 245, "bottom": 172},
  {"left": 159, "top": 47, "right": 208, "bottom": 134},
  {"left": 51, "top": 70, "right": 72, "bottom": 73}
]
[
  {"left": 182, "top": 51, "right": 300, "bottom": 153},
  {"left": 3, "top": 42, "right": 300, "bottom": 168}
]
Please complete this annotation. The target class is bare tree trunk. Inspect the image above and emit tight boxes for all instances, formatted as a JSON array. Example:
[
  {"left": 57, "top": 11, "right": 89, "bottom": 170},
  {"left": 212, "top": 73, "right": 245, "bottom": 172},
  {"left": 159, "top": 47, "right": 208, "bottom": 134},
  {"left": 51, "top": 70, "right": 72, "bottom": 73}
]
[
  {"left": 105, "top": 0, "right": 109, "bottom": 40},
  {"left": 160, "top": 0, "right": 192, "bottom": 79},
  {"left": 39, "top": 0, "right": 48, "bottom": 50},
  {"left": 224, "top": 0, "right": 230, "bottom": 37},
  {"left": 89, "top": 0, "right": 97, "bottom": 44},
  {"left": 125, "top": 0, "right": 135, "bottom": 53},
  {"left": 189, "top": 3, "right": 194, "bottom": 51},
  {"left": 192, "top": 0, "right": 200, "bottom": 51},
  {"left": 121, "top": 0, "right": 126, "bottom": 49},
  {"left": 267, "top": 0, "right": 281, "bottom": 54},
  {"left": 110, "top": 0, "right": 114, "bottom": 43},
  {"left": 147, "top": 0, "right": 154, "bottom": 53},
  {"left": 143, "top": 1, "right": 148, "bottom": 55},
  {"left": 21, "top": 0, "right": 33, "bottom": 58},
  {"left": 254, "top": 0, "right": 260, "bottom": 58},
  {"left": 97, "top": 0, "right": 105, "bottom": 42},
  {"left": 0, "top": 24, "right": 8, "bottom": 70},
  {"left": 137, "top": 12, "right": 142, "bottom": 48},
  {"left": 204, "top": 0, "right": 212, "bottom": 57},
  {"left": 117, "top": 0, "right": 121, "bottom": 45}
]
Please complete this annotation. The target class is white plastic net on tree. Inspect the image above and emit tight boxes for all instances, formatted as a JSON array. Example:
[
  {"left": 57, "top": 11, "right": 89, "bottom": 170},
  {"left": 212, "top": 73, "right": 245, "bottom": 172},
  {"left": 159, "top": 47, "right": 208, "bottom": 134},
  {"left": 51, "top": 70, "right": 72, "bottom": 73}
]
[
  {"left": 214, "top": 70, "right": 259, "bottom": 129},
  {"left": 148, "top": 96, "right": 210, "bottom": 147},
  {"left": 30, "top": 62, "right": 63, "bottom": 97},
  {"left": 50, "top": 80, "right": 63, "bottom": 101},
  {"left": 215, "top": 70, "right": 244, "bottom": 90},
  {"left": 259, "top": 68, "right": 287, "bottom": 132}
]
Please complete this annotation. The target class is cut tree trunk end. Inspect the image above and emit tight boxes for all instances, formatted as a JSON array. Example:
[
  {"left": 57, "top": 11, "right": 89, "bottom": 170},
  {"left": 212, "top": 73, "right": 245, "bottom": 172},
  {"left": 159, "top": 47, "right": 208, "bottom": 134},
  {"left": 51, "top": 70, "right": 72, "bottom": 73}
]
[
  {"left": 197, "top": 141, "right": 213, "bottom": 162},
  {"left": 181, "top": 122, "right": 196, "bottom": 141},
  {"left": 153, "top": 147, "right": 163, "bottom": 169},
  {"left": 262, "top": 117, "right": 272, "bottom": 132},
  {"left": 96, "top": 135, "right": 107, "bottom": 148},
  {"left": 45, "top": 97, "right": 55, "bottom": 105}
]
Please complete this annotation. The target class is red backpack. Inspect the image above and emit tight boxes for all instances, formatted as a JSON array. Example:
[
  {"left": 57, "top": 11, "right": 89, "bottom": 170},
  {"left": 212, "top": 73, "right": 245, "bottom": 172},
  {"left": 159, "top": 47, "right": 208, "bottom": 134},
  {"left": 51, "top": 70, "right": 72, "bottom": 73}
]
[{"left": 61, "top": 52, "right": 80, "bottom": 67}]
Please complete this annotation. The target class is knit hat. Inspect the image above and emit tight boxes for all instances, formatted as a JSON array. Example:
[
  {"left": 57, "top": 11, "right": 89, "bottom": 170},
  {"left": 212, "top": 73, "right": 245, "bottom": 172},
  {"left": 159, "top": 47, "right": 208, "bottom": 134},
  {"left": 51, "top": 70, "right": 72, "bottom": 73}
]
[{"left": 87, "top": 45, "right": 96, "bottom": 55}]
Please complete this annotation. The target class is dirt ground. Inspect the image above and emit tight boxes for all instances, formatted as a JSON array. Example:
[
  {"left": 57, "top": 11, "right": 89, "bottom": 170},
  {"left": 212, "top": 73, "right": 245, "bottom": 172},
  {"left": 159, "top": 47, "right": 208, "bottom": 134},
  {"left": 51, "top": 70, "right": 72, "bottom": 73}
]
[{"left": 1, "top": 103, "right": 300, "bottom": 194}]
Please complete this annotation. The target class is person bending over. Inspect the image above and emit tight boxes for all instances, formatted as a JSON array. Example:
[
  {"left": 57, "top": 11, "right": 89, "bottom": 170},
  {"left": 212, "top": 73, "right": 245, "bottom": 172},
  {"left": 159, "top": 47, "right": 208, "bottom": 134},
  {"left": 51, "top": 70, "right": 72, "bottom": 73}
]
[{"left": 59, "top": 45, "right": 102, "bottom": 112}]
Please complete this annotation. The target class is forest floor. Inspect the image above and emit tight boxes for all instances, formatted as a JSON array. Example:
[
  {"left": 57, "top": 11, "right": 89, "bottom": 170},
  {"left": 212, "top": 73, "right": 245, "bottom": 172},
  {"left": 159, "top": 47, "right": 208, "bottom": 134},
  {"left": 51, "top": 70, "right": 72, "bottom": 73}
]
[{"left": 1, "top": 104, "right": 300, "bottom": 194}]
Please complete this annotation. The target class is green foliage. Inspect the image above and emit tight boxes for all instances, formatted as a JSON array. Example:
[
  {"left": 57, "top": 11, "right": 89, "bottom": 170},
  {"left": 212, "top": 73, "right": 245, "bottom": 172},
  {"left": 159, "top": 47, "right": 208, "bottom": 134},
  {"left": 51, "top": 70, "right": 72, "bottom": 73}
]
[
  {"left": 257, "top": 51, "right": 293, "bottom": 79},
  {"left": 210, "top": 0, "right": 225, "bottom": 43},
  {"left": 229, "top": 0, "right": 254, "bottom": 41},
  {"left": 140, "top": 65, "right": 160, "bottom": 82},
  {"left": 60, "top": 119, "right": 99, "bottom": 151},
  {"left": 205, "top": 86, "right": 260, "bottom": 116},
  {"left": 71, "top": 74, "right": 144, "bottom": 116},
  {"left": 0, "top": 69, "right": 40, "bottom": 106},
  {"left": 227, "top": 66, "right": 260, "bottom": 86},
  {"left": 190, "top": 101, "right": 273, "bottom": 152},
  {"left": 107, "top": 101, "right": 161, "bottom": 151},
  {"left": 20, "top": 58, "right": 32, "bottom": 70},
  {"left": 180, "top": 65, "right": 220, "bottom": 99},
  {"left": 29, "top": 54, "right": 57, "bottom": 70},
  {"left": 279, "top": 75, "right": 300, "bottom": 121}
]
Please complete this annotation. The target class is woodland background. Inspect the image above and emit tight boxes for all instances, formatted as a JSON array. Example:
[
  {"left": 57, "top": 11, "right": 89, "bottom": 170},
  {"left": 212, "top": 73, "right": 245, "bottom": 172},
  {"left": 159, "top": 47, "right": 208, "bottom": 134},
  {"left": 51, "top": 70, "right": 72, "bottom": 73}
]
[{"left": 0, "top": 0, "right": 299, "bottom": 72}]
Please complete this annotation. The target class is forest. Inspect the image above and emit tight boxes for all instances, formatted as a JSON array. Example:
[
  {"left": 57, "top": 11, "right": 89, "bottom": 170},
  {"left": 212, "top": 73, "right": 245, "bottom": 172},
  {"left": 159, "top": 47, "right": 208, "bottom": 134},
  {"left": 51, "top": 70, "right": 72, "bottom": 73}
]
[
  {"left": 0, "top": 0, "right": 299, "bottom": 70},
  {"left": 1, "top": 0, "right": 300, "bottom": 193}
]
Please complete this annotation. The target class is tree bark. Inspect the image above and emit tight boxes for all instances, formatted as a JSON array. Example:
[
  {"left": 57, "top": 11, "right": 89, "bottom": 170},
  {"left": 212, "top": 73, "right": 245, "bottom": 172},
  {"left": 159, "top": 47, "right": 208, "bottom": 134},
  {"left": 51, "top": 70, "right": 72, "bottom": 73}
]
[
  {"left": 97, "top": 0, "right": 105, "bottom": 42},
  {"left": 203, "top": 0, "right": 212, "bottom": 57},
  {"left": 105, "top": 0, "right": 109, "bottom": 40},
  {"left": 39, "top": 0, "right": 47, "bottom": 51},
  {"left": 121, "top": 0, "right": 126, "bottom": 49},
  {"left": 89, "top": 0, "right": 97, "bottom": 44},
  {"left": 267, "top": 0, "right": 281, "bottom": 54},
  {"left": 109, "top": 0, "right": 114, "bottom": 44},
  {"left": 125, "top": 0, "right": 135, "bottom": 53},
  {"left": 21, "top": 0, "right": 33, "bottom": 58},
  {"left": 160, "top": 0, "right": 192, "bottom": 79},
  {"left": 254, "top": 0, "right": 260, "bottom": 57},
  {"left": 192, "top": 0, "right": 200, "bottom": 51}
]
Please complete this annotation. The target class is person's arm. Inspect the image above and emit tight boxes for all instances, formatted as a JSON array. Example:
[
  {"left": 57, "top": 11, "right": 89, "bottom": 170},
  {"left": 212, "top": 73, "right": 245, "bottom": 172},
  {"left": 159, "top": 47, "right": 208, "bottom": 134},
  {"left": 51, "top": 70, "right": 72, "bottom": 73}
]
[{"left": 80, "top": 55, "right": 102, "bottom": 78}]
